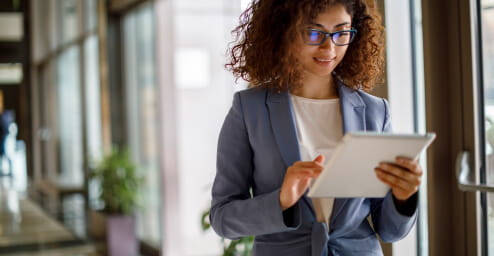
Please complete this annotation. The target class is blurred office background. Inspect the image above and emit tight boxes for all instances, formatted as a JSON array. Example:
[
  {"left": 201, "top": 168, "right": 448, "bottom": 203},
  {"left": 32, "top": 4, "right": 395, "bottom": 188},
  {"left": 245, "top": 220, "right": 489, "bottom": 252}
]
[{"left": 0, "top": 0, "right": 493, "bottom": 256}]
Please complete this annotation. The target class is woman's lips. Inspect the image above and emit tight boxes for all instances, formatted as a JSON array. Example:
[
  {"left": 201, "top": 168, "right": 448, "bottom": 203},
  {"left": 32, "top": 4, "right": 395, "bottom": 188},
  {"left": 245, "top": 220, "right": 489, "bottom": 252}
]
[{"left": 314, "top": 57, "right": 336, "bottom": 65}]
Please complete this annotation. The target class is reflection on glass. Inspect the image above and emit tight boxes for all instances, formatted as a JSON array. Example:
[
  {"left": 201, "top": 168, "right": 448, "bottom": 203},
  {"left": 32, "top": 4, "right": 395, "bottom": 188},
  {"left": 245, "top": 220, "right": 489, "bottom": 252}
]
[
  {"left": 123, "top": 3, "right": 161, "bottom": 248},
  {"left": 57, "top": 46, "right": 83, "bottom": 186},
  {"left": 481, "top": 0, "right": 494, "bottom": 255}
]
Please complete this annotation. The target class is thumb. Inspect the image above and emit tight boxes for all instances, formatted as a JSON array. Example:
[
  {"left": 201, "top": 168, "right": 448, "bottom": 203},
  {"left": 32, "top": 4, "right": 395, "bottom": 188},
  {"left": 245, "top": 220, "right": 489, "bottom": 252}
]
[{"left": 313, "top": 154, "right": 325, "bottom": 165}]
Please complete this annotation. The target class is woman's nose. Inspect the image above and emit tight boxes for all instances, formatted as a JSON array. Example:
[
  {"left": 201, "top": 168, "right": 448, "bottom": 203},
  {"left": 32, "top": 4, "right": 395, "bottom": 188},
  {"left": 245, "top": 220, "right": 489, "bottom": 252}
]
[{"left": 319, "top": 37, "right": 336, "bottom": 52}]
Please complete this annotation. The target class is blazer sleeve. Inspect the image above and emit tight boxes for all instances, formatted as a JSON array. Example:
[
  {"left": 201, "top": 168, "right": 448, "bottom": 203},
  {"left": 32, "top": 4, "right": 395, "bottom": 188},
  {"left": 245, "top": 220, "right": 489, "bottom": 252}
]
[
  {"left": 369, "top": 98, "right": 418, "bottom": 242},
  {"left": 209, "top": 92, "right": 301, "bottom": 240}
]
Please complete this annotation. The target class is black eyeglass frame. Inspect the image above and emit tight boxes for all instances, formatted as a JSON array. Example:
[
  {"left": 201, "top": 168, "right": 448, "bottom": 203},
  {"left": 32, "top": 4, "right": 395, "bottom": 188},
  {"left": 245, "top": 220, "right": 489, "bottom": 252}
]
[{"left": 303, "top": 28, "right": 358, "bottom": 46}]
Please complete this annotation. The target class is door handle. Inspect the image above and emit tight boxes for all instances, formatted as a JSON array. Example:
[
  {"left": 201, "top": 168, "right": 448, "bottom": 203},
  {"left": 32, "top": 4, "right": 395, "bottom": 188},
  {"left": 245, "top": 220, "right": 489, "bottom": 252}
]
[{"left": 456, "top": 151, "right": 494, "bottom": 192}]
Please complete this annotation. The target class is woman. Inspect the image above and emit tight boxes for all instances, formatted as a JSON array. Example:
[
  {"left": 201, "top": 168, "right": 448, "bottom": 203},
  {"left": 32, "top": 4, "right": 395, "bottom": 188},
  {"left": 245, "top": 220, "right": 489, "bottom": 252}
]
[{"left": 210, "top": 1, "right": 422, "bottom": 255}]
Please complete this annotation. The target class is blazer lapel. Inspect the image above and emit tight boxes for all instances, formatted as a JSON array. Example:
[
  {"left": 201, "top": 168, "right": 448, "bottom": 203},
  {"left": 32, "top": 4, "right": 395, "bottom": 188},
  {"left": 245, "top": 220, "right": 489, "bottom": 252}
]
[
  {"left": 338, "top": 81, "right": 366, "bottom": 133},
  {"left": 330, "top": 81, "right": 367, "bottom": 221},
  {"left": 265, "top": 83, "right": 367, "bottom": 166},
  {"left": 266, "top": 90, "right": 301, "bottom": 167},
  {"left": 266, "top": 84, "right": 368, "bottom": 222},
  {"left": 266, "top": 90, "right": 319, "bottom": 217}
]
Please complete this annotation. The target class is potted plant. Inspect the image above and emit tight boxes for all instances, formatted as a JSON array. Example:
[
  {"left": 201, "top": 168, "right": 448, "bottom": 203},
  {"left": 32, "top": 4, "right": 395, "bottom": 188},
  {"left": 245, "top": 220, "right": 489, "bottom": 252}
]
[{"left": 89, "top": 147, "right": 142, "bottom": 256}]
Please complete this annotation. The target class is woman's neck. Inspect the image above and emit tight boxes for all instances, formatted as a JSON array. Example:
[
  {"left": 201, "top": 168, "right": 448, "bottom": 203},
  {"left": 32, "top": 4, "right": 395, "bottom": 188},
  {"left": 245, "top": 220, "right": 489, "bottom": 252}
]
[{"left": 291, "top": 73, "right": 339, "bottom": 99}]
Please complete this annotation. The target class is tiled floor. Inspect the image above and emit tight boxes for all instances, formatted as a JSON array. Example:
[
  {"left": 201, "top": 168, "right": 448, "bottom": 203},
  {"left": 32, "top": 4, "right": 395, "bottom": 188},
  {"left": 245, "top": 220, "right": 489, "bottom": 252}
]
[
  {"left": 0, "top": 196, "right": 76, "bottom": 246},
  {"left": 1, "top": 244, "right": 99, "bottom": 256},
  {"left": 0, "top": 176, "right": 98, "bottom": 255}
]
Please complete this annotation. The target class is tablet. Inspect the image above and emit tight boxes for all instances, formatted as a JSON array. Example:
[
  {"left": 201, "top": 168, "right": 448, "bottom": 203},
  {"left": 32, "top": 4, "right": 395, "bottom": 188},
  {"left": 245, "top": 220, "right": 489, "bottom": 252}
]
[{"left": 307, "top": 132, "right": 436, "bottom": 198}]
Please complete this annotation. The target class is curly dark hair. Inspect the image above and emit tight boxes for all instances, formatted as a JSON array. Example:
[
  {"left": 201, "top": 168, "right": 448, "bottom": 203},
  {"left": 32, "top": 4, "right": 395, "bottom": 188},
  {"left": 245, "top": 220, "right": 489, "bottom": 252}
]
[{"left": 226, "top": 0, "right": 385, "bottom": 91}]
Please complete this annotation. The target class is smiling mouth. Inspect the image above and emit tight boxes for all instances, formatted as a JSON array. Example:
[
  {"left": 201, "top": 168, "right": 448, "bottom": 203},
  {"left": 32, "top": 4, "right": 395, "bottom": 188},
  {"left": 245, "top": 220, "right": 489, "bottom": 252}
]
[{"left": 314, "top": 57, "right": 335, "bottom": 64}]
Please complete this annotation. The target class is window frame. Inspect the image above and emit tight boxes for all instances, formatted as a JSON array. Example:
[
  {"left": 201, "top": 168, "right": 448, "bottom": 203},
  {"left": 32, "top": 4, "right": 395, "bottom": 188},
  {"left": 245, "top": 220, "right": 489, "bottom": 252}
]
[{"left": 421, "top": 0, "right": 482, "bottom": 255}]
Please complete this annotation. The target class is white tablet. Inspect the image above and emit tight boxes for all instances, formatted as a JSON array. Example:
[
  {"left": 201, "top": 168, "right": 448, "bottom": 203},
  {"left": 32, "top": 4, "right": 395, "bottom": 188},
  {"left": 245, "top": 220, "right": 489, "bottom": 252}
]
[{"left": 307, "top": 132, "right": 436, "bottom": 198}]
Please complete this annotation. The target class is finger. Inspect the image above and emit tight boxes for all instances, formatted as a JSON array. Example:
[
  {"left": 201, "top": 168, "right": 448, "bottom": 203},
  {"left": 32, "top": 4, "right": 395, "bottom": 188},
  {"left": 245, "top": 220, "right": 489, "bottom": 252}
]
[
  {"left": 313, "top": 155, "right": 325, "bottom": 165},
  {"left": 288, "top": 167, "right": 323, "bottom": 178},
  {"left": 395, "top": 157, "right": 422, "bottom": 175},
  {"left": 376, "top": 172, "right": 417, "bottom": 193},
  {"left": 375, "top": 168, "right": 419, "bottom": 192},
  {"left": 378, "top": 163, "right": 421, "bottom": 185},
  {"left": 293, "top": 161, "right": 325, "bottom": 168}
]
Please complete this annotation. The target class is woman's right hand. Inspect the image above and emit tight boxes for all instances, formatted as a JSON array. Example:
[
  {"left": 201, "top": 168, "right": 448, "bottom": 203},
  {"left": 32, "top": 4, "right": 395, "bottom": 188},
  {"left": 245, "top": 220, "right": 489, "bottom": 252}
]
[{"left": 279, "top": 155, "right": 325, "bottom": 211}]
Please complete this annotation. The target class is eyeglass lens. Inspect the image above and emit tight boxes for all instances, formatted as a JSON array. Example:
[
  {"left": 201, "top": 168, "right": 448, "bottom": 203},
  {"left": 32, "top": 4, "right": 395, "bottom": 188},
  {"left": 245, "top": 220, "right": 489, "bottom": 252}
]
[{"left": 304, "top": 29, "right": 355, "bottom": 46}]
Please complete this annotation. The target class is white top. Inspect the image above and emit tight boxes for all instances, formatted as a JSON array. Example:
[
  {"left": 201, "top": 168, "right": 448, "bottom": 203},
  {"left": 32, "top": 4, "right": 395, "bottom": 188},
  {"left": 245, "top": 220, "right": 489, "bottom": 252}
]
[{"left": 290, "top": 94, "right": 344, "bottom": 228}]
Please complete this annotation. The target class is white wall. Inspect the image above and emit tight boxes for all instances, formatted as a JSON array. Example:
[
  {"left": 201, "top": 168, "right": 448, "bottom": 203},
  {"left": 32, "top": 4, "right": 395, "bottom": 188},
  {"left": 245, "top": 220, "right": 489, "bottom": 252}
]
[{"left": 158, "top": 1, "right": 247, "bottom": 255}]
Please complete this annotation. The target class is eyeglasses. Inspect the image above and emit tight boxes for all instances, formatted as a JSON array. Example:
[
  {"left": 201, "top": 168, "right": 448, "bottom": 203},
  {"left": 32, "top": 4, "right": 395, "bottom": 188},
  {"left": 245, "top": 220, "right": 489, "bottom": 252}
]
[{"left": 302, "top": 28, "right": 358, "bottom": 46}]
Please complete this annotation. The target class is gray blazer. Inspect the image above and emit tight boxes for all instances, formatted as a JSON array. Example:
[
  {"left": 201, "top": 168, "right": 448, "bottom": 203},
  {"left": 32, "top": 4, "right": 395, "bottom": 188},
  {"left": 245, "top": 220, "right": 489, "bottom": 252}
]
[{"left": 210, "top": 81, "right": 417, "bottom": 256}]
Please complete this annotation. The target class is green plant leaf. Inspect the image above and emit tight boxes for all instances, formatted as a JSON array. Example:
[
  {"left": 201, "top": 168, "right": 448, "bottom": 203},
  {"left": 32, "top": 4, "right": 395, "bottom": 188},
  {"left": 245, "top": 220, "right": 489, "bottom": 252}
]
[
  {"left": 201, "top": 209, "right": 211, "bottom": 231},
  {"left": 90, "top": 146, "right": 142, "bottom": 215}
]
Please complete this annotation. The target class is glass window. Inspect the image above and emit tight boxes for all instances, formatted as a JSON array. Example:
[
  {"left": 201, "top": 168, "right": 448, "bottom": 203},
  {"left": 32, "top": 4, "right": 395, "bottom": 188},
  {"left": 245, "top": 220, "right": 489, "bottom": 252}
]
[
  {"left": 59, "top": 0, "right": 82, "bottom": 44},
  {"left": 84, "top": 35, "right": 102, "bottom": 162},
  {"left": 48, "top": 0, "right": 60, "bottom": 53},
  {"left": 410, "top": 0, "right": 429, "bottom": 255},
  {"left": 32, "top": 0, "right": 58, "bottom": 62},
  {"left": 123, "top": 3, "right": 161, "bottom": 247},
  {"left": 57, "top": 46, "right": 84, "bottom": 187},
  {"left": 0, "top": 64, "right": 22, "bottom": 84},
  {"left": 38, "top": 61, "right": 58, "bottom": 182},
  {"left": 0, "top": 13, "right": 23, "bottom": 41},
  {"left": 84, "top": 0, "right": 98, "bottom": 32},
  {"left": 481, "top": 0, "right": 494, "bottom": 254}
]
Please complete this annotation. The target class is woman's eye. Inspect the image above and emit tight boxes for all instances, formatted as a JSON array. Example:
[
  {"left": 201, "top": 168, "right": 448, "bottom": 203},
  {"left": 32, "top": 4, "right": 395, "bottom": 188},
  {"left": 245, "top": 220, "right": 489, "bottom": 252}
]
[{"left": 308, "top": 31, "right": 321, "bottom": 40}]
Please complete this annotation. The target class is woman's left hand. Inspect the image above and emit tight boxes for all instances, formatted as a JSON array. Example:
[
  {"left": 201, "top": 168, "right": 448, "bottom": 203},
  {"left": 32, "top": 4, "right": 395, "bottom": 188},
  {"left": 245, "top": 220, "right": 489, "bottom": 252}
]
[{"left": 374, "top": 157, "right": 423, "bottom": 202}]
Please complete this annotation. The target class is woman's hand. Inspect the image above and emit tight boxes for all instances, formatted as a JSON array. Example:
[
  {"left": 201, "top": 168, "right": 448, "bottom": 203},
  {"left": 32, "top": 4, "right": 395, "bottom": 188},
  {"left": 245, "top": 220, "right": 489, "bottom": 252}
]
[
  {"left": 374, "top": 157, "right": 423, "bottom": 202},
  {"left": 279, "top": 155, "right": 324, "bottom": 211}
]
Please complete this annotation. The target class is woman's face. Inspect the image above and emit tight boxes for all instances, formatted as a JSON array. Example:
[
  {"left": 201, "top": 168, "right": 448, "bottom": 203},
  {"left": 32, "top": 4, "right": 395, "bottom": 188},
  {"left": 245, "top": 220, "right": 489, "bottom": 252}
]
[{"left": 295, "top": 4, "right": 352, "bottom": 79}]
